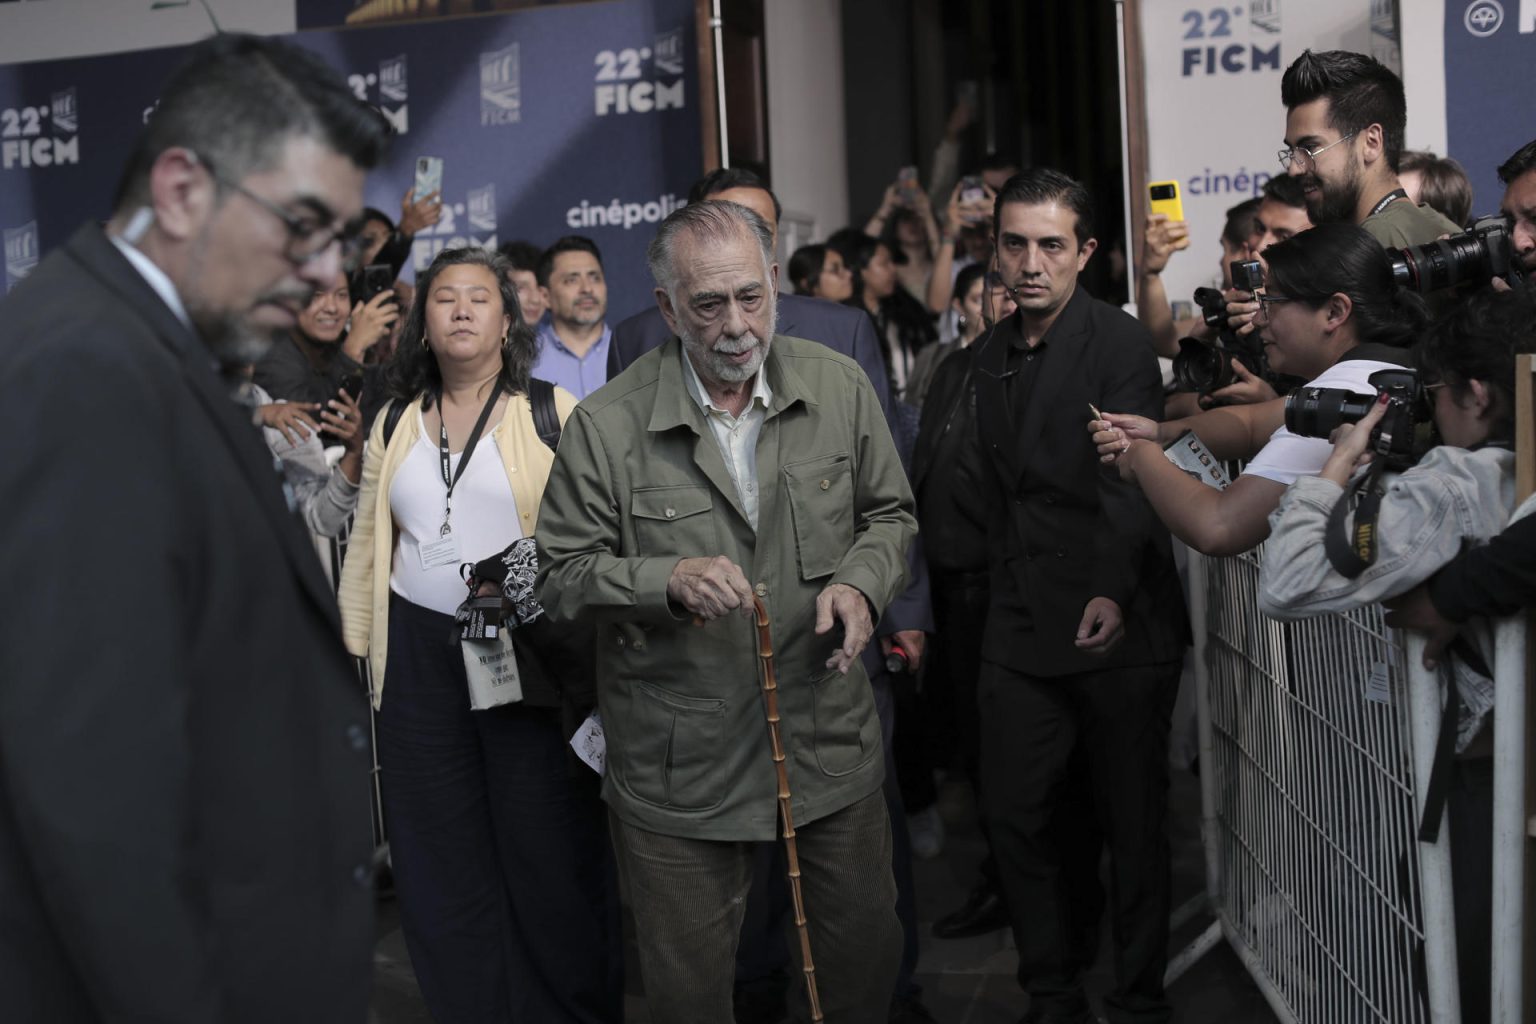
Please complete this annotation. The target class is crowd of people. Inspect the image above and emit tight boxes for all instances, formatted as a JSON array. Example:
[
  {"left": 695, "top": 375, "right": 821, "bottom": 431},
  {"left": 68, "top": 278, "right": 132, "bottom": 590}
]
[{"left": 2, "top": 28, "right": 1536, "bottom": 1024}]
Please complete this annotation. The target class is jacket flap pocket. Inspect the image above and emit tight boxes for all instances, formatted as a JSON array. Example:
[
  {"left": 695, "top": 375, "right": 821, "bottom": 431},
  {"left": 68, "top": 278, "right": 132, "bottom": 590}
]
[
  {"left": 782, "top": 452, "right": 851, "bottom": 486},
  {"left": 632, "top": 486, "right": 713, "bottom": 522}
]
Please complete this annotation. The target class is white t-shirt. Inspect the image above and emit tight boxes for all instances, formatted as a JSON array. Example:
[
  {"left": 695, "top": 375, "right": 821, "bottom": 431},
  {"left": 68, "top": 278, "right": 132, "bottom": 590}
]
[
  {"left": 1241, "top": 359, "right": 1403, "bottom": 487},
  {"left": 389, "top": 407, "right": 522, "bottom": 616}
]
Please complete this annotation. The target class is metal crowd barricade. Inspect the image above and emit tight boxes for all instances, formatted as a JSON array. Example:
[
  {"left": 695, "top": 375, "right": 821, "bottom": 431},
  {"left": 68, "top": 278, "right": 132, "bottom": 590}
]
[
  {"left": 1186, "top": 543, "right": 1469, "bottom": 1023},
  {"left": 311, "top": 520, "right": 389, "bottom": 858}
]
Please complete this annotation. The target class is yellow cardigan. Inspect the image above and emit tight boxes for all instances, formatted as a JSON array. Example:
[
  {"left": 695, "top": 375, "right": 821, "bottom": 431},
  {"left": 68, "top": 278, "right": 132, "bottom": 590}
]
[{"left": 338, "top": 388, "right": 578, "bottom": 708}]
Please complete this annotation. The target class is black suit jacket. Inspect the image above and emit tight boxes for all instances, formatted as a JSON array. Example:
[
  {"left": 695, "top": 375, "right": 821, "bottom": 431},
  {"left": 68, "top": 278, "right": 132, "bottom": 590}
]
[
  {"left": 607, "top": 292, "right": 932, "bottom": 637},
  {"left": 0, "top": 226, "right": 374, "bottom": 1022},
  {"left": 970, "top": 286, "right": 1189, "bottom": 676}
]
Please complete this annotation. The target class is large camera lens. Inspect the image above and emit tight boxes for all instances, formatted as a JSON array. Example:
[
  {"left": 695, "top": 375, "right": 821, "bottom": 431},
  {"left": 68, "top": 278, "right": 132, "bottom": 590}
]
[
  {"left": 1388, "top": 216, "right": 1515, "bottom": 293},
  {"left": 1172, "top": 338, "right": 1233, "bottom": 393},
  {"left": 1284, "top": 386, "right": 1376, "bottom": 439}
]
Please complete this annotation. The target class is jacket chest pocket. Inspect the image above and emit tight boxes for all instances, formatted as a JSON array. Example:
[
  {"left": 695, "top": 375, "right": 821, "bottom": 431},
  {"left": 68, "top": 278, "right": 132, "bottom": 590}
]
[
  {"left": 631, "top": 485, "right": 717, "bottom": 557},
  {"left": 782, "top": 453, "right": 854, "bottom": 580},
  {"left": 625, "top": 681, "right": 728, "bottom": 811}
]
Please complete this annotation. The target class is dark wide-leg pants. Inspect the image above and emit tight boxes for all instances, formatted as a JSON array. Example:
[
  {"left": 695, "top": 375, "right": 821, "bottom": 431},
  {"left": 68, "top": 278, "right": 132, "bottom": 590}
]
[{"left": 378, "top": 596, "right": 623, "bottom": 1024}]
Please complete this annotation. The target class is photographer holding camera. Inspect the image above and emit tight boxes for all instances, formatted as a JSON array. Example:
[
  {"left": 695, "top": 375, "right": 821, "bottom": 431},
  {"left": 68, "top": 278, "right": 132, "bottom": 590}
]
[
  {"left": 1093, "top": 223, "right": 1423, "bottom": 557},
  {"left": 1258, "top": 285, "right": 1536, "bottom": 1024}
]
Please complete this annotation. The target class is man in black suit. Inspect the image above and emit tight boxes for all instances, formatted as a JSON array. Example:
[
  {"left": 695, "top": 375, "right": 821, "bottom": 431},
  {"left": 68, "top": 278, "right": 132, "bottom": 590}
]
[
  {"left": 968, "top": 169, "right": 1189, "bottom": 1024},
  {"left": 0, "top": 35, "right": 389, "bottom": 1023}
]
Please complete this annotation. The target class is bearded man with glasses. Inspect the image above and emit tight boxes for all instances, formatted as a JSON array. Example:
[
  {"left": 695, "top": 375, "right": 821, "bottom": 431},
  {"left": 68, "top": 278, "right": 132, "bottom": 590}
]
[
  {"left": 0, "top": 33, "right": 390, "bottom": 1023},
  {"left": 1278, "top": 49, "right": 1461, "bottom": 247}
]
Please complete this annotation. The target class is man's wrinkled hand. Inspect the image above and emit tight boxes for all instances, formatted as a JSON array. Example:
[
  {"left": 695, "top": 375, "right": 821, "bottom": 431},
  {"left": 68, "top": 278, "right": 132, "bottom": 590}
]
[
  {"left": 816, "top": 583, "right": 873, "bottom": 674},
  {"left": 1074, "top": 597, "right": 1124, "bottom": 655},
  {"left": 666, "top": 556, "right": 755, "bottom": 621}
]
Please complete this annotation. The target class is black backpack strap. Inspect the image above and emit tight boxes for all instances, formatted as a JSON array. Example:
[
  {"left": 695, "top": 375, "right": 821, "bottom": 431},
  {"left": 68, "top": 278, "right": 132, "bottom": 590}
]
[
  {"left": 381, "top": 398, "right": 407, "bottom": 447},
  {"left": 528, "top": 378, "right": 562, "bottom": 453}
]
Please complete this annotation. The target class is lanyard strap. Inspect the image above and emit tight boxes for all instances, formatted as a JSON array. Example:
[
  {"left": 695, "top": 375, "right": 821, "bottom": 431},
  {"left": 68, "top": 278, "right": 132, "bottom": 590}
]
[
  {"left": 1368, "top": 188, "right": 1409, "bottom": 218},
  {"left": 438, "top": 382, "right": 503, "bottom": 532}
]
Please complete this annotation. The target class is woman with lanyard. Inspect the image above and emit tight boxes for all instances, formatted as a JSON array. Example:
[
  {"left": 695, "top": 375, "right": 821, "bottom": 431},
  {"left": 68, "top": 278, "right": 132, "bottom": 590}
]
[{"left": 339, "top": 247, "right": 621, "bottom": 1023}]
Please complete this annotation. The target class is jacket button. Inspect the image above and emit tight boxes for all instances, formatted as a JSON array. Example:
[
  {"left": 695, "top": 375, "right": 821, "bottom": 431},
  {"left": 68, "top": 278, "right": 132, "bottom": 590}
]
[
  {"left": 615, "top": 634, "right": 627, "bottom": 648},
  {"left": 819, "top": 479, "right": 830, "bottom": 490},
  {"left": 1045, "top": 494, "right": 1057, "bottom": 504},
  {"left": 352, "top": 864, "right": 372, "bottom": 887},
  {"left": 664, "top": 507, "right": 676, "bottom": 518},
  {"left": 755, "top": 582, "right": 768, "bottom": 597},
  {"left": 346, "top": 724, "right": 367, "bottom": 751},
  {"left": 1056, "top": 548, "right": 1067, "bottom": 558}
]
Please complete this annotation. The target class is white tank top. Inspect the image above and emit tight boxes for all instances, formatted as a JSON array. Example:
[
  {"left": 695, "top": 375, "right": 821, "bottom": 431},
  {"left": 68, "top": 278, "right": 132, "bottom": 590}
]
[{"left": 388, "top": 406, "right": 523, "bottom": 615}]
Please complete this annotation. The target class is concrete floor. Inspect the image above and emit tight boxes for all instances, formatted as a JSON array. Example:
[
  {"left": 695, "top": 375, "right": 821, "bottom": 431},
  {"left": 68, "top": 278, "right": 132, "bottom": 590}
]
[{"left": 367, "top": 766, "right": 1282, "bottom": 1024}]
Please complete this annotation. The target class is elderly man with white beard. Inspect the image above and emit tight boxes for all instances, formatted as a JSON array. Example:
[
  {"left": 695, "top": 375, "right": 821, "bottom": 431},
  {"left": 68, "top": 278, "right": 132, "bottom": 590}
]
[{"left": 536, "top": 199, "right": 917, "bottom": 1024}]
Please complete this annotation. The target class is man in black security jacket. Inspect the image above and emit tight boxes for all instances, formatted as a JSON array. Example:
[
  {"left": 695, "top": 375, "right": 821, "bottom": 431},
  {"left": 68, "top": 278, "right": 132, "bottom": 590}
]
[
  {"left": 0, "top": 36, "right": 387, "bottom": 1023},
  {"left": 967, "top": 169, "right": 1189, "bottom": 1024}
]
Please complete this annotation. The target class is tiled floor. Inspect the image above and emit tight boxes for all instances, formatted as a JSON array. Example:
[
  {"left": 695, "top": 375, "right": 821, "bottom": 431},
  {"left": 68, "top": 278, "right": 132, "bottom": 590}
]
[{"left": 369, "top": 767, "right": 1282, "bottom": 1023}]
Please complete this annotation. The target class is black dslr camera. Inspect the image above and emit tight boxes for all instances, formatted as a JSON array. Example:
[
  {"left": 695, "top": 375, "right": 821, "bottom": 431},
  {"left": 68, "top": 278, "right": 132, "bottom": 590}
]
[
  {"left": 1171, "top": 259, "right": 1268, "bottom": 395},
  {"left": 1284, "top": 367, "right": 1434, "bottom": 471},
  {"left": 1388, "top": 213, "right": 1525, "bottom": 293}
]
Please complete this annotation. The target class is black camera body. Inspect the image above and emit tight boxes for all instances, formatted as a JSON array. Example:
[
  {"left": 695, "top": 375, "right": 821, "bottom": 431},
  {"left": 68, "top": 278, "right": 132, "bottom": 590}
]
[
  {"left": 1388, "top": 213, "right": 1525, "bottom": 294},
  {"left": 1283, "top": 367, "right": 1434, "bottom": 471},
  {"left": 1172, "top": 283, "right": 1267, "bottom": 394}
]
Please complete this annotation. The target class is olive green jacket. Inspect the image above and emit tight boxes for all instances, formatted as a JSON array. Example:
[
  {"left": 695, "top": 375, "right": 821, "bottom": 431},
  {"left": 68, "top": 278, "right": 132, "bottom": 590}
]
[{"left": 536, "top": 334, "right": 917, "bottom": 840}]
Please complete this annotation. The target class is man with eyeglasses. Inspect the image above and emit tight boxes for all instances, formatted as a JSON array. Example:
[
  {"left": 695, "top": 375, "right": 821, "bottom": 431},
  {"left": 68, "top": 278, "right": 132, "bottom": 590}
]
[
  {"left": 0, "top": 34, "right": 389, "bottom": 1024},
  {"left": 1279, "top": 50, "right": 1460, "bottom": 247}
]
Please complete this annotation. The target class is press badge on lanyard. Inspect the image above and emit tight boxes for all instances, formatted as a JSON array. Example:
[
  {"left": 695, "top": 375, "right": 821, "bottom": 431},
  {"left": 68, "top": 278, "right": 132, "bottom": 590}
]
[{"left": 422, "top": 384, "right": 502, "bottom": 572}]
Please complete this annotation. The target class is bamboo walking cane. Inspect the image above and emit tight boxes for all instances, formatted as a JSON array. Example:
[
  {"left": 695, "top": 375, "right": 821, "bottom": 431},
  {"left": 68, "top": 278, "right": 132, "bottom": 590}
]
[{"left": 751, "top": 596, "right": 824, "bottom": 1022}]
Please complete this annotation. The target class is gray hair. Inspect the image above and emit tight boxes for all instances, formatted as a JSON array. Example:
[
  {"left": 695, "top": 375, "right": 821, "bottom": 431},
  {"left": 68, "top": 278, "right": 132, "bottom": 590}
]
[{"left": 646, "top": 200, "right": 775, "bottom": 298}]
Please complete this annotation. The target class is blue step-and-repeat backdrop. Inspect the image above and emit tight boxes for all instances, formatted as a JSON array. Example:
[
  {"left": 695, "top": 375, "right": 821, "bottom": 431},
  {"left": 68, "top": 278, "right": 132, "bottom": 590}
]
[{"left": 1, "top": 0, "right": 703, "bottom": 321}]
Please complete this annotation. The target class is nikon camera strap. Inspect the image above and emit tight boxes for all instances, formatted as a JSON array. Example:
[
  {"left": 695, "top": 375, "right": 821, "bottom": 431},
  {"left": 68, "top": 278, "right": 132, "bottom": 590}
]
[{"left": 1323, "top": 460, "right": 1388, "bottom": 579}]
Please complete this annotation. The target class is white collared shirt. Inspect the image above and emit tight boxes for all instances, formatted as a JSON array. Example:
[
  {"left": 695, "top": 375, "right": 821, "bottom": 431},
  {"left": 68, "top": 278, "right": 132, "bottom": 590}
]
[
  {"left": 680, "top": 347, "right": 772, "bottom": 531},
  {"left": 108, "top": 233, "right": 193, "bottom": 331}
]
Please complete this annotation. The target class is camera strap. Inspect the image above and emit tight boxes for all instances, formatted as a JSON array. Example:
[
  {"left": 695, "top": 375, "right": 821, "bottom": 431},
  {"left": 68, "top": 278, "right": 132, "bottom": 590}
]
[
  {"left": 1367, "top": 187, "right": 1409, "bottom": 219},
  {"left": 1323, "top": 460, "right": 1387, "bottom": 579}
]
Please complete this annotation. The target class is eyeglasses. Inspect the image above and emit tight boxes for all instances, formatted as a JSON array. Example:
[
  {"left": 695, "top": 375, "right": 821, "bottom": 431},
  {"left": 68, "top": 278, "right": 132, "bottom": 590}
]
[
  {"left": 1255, "top": 292, "right": 1293, "bottom": 323},
  {"left": 1277, "top": 132, "right": 1357, "bottom": 171},
  {"left": 193, "top": 152, "right": 365, "bottom": 267}
]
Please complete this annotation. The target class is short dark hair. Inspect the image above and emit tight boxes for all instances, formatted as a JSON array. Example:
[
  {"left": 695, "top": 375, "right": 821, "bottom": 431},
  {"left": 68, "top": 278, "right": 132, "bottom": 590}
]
[
  {"left": 361, "top": 207, "right": 395, "bottom": 232},
  {"left": 1262, "top": 174, "right": 1309, "bottom": 210},
  {"left": 787, "top": 244, "right": 828, "bottom": 295},
  {"left": 1280, "top": 49, "right": 1407, "bottom": 172},
  {"left": 536, "top": 235, "right": 603, "bottom": 286},
  {"left": 951, "top": 262, "right": 989, "bottom": 307},
  {"left": 992, "top": 168, "right": 1095, "bottom": 247},
  {"left": 384, "top": 247, "right": 532, "bottom": 408},
  {"left": 1497, "top": 138, "right": 1536, "bottom": 186},
  {"left": 114, "top": 33, "right": 389, "bottom": 211},
  {"left": 1399, "top": 150, "right": 1473, "bottom": 226},
  {"left": 979, "top": 152, "right": 1020, "bottom": 176},
  {"left": 688, "top": 168, "right": 783, "bottom": 223},
  {"left": 1417, "top": 282, "right": 1536, "bottom": 440},
  {"left": 497, "top": 240, "right": 543, "bottom": 274},
  {"left": 1222, "top": 197, "right": 1263, "bottom": 249},
  {"left": 1263, "top": 221, "right": 1427, "bottom": 349}
]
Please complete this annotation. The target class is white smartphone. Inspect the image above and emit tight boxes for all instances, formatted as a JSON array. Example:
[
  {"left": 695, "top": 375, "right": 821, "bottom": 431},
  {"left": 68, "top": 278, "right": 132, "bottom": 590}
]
[{"left": 413, "top": 155, "right": 443, "bottom": 201}]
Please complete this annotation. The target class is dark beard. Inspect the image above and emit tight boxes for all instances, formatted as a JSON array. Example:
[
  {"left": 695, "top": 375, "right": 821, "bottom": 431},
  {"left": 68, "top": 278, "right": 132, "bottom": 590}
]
[{"left": 1305, "top": 173, "right": 1361, "bottom": 225}]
